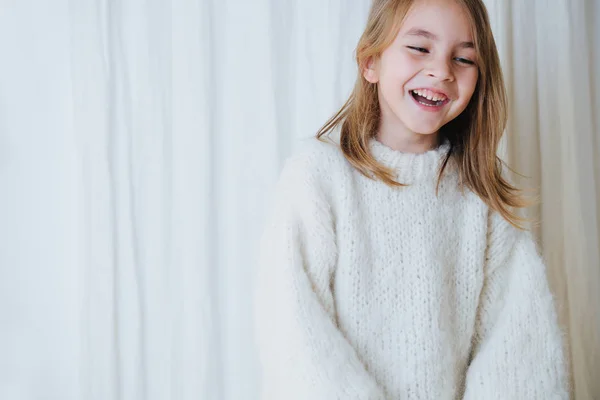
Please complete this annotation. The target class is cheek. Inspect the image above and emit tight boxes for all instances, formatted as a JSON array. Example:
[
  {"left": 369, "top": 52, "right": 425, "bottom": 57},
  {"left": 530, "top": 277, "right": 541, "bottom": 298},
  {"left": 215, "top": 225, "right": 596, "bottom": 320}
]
[
  {"left": 379, "top": 51, "right": 420, "bottom": 89},
  {"left": 462, "top": 69, "right": 479, "bottom": 97},
  {"left": 456, "top": 69, "right": 479, "bottom": 106}
]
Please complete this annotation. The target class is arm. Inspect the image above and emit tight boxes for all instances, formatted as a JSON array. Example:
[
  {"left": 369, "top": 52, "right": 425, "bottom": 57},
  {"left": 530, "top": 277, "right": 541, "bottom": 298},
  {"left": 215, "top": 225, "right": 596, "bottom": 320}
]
[
  {"left": 463, "top": 212, "right": 570, "bottom": 399},
  {"left": 253, "top": 155, "right": 386, "bottom": 400}
]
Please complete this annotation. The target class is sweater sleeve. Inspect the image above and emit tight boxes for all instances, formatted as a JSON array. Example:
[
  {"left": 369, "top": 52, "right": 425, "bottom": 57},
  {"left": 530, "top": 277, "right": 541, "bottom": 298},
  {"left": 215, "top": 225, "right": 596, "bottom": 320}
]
[
  {"left": 462, "top": 211, "right": 570, "bottom": 400},
  {"left": 253, "top": 154, "right": 386, "bottom": 400}
]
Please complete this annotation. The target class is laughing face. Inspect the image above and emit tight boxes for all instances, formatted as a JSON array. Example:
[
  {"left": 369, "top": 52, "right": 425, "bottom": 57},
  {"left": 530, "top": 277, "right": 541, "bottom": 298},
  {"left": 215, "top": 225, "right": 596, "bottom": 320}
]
[{"left": 363, "top": 0, "right": 479, "bottom": 143}]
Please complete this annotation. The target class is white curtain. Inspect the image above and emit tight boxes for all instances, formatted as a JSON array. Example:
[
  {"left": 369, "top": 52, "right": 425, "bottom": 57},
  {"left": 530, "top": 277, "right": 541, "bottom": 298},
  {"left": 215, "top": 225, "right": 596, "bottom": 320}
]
[
  {"left": 0, "top": 1, "right": 597, "bottom": 400},
  {"left": 486, "top": 1, "right": 600, "bottom": 398}
]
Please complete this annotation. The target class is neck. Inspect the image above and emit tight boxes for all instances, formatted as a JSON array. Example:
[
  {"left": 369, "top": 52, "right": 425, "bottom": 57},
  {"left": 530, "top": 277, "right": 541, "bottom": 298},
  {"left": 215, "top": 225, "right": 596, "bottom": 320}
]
[
  {"left": 376, "top": 122, "right": 440, "bottom": 154},
  {"left": 367, "top": 135, "right": 453, "bottom": 185}
]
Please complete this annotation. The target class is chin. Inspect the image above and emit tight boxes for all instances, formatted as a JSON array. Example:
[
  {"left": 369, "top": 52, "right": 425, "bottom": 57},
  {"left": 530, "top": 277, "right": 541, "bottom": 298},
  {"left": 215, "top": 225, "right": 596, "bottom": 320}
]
[
  {"left": 416, "top": 129, "right": 439, "bottom": 135},
  {"left": 401, "top": 115, "right": 444, "bottom": 135},
  {"left": 408, "top": 124, "right": 441, "bottom": 136}
]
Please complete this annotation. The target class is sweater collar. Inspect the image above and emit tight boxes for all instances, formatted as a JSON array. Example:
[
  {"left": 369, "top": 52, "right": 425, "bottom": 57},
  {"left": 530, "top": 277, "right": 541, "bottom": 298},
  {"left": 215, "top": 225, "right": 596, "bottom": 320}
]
[{"left": 367, "top": 136, "right": 453, "bottom": 184}]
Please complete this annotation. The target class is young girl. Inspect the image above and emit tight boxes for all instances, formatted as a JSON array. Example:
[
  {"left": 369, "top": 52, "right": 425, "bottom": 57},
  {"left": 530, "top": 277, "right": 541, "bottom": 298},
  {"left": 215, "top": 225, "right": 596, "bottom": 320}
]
[{"left": 254, "top": 0, "right": 569, "bottom": 399}]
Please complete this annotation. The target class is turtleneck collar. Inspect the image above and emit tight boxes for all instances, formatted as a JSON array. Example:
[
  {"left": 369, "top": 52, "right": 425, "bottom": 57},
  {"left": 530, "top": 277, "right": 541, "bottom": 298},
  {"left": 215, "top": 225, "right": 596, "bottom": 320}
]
[{"left": 367, "top": 136, "right": 453, "bottom": 184}]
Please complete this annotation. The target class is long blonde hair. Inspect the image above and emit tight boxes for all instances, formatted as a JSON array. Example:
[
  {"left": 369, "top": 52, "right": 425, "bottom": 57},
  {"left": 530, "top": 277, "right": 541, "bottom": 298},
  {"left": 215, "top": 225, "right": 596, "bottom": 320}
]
[{"left": 316, "top": 0, "right": 532, "bottom": 229}]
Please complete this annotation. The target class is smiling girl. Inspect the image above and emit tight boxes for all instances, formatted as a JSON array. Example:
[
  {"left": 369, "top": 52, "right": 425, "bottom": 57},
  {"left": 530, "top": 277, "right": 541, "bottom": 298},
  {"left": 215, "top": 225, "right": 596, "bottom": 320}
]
[{"left": 254, "top": 0, "right": 569, "bottom": 399}]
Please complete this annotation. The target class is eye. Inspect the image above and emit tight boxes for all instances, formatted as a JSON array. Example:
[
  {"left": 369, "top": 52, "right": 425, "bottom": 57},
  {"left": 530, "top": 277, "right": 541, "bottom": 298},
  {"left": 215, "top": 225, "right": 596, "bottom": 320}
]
[
  {"left": 407, "top": 46, "right": 429, "bottom": 54},
  {"left": 454, "top": 57, "right": 475, "bottom": 65}
]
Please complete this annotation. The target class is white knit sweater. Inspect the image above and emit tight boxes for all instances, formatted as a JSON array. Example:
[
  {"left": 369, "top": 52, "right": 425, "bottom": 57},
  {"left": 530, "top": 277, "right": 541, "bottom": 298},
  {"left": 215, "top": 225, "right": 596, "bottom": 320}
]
[{"left": 253, "top": 135, "right": 569, "bottom": 400}]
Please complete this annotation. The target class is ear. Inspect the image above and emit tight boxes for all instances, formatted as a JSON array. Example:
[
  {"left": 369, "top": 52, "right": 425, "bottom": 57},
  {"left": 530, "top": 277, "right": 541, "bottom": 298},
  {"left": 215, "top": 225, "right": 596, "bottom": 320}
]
[{"left": 362, "top": 56, "right": 380, "bottom": 83}]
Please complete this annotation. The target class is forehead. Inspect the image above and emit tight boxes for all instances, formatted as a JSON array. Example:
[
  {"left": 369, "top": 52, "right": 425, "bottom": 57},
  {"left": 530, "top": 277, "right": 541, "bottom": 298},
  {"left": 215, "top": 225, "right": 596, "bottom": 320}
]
[{"left": 398, "top": 0, "right": 474, "bottom": 43}]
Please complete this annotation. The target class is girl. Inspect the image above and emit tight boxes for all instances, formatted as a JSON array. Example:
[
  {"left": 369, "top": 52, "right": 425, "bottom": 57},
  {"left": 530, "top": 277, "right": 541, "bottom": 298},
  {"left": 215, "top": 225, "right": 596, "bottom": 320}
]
[{"left": 254, "top": 0, "right": 569, "bottom": 399}]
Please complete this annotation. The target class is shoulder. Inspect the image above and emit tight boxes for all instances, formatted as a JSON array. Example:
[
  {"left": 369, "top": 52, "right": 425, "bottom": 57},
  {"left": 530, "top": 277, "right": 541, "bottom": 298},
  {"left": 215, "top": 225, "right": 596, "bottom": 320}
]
[
  {"left": 268, "top": 137, "right": 345, "bottom": 226},
  {"left": 485, "top": 208, "right": 534, "bottom": 273},
  {"left": 267, "top": 136, "right": 353, "bottom": 221},
  {"left": 285, "top": 136, "right": 348, "bottom": 174},
  {"left": 278, "top": 136, "right": 351, "bottom": 189}
]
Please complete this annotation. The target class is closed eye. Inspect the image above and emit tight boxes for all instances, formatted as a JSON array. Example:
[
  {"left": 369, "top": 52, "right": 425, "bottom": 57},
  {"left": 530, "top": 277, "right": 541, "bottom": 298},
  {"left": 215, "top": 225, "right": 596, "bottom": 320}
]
[
  {"left": 454, "top": 57, "right": 475, "bottom": 65},
  {"left": 407, "top": 46, "right": 429, "bottom": 53}
]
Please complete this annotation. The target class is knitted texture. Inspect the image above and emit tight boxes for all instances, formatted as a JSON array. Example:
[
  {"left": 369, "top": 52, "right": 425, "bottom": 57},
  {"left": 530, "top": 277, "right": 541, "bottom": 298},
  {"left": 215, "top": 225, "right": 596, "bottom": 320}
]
[{"left": 253, "top": 136, "right": 569, "bottom": 400}]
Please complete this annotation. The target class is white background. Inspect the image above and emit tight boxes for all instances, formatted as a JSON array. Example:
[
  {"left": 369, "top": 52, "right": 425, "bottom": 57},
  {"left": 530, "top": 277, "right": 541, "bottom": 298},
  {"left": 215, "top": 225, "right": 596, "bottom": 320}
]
[{"left": 0, "top": 1, "right": 598, "bottom": 399}]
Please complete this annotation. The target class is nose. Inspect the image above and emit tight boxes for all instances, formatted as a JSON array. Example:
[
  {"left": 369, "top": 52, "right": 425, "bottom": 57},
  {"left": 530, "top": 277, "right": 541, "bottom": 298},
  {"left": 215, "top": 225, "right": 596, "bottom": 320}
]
[{"left": 426, "top": 58, "right": 455, "bottom": 82}]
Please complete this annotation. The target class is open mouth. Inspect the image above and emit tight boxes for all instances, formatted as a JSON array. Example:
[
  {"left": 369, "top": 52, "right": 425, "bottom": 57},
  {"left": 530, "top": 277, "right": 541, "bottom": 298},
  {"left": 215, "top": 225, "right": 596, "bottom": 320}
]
[{"left": 410, "top": 89, "right": 449, "bottom": 107}]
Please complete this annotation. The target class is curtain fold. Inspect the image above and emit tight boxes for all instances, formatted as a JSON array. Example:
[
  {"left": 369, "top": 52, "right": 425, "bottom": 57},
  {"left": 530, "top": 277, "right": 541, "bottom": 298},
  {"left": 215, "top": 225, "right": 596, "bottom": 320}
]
[
  {"left": 0, "top": 1, "right": 597, "bottom": 399},
  {"left": 487, "top": 1, "right": 600, "bottom": 398}
]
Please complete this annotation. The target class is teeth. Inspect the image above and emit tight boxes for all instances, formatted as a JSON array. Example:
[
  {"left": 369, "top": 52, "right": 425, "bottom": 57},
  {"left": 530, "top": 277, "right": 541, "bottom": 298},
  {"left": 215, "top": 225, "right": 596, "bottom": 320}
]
[{"left": 412, "top": 89, "right": 446, "bottom": 102}]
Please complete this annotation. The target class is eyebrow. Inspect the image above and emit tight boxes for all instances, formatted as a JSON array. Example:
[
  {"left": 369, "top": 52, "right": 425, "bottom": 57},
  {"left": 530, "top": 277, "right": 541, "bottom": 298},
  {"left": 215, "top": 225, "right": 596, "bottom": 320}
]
[{"left": 405, "top": 28, "right": 475, "bottom": 49}]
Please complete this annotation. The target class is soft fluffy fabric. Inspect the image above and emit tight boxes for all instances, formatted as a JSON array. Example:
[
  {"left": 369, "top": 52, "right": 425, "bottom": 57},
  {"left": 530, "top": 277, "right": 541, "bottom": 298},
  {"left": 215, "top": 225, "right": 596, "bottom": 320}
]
[{"left": 253, "top": 136, "right": 569, "bottom": 400}]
